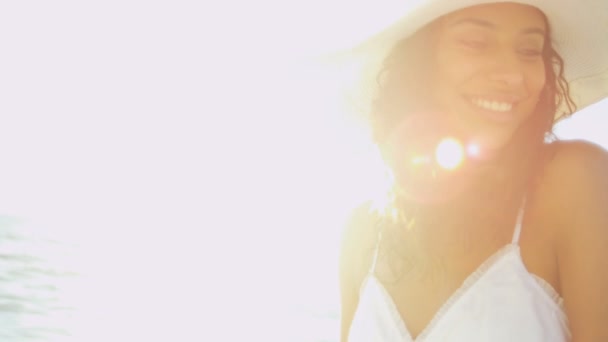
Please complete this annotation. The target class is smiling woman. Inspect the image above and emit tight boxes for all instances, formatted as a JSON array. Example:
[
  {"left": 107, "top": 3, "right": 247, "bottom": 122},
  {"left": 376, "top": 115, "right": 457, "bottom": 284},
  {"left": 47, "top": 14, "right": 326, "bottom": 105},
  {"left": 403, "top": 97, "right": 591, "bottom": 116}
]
[
  {"left": 334, "top": 1, "right": 608, "bottom": 342},
  {"left": 431, "top": 5, "right": 550, "bottom": 151}
]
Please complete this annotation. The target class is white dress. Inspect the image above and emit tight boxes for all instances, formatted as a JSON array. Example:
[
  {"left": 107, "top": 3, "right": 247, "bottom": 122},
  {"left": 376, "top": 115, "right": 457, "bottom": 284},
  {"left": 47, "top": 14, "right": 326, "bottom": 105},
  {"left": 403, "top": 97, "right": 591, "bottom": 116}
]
[{"left": 348, "top": 205, "right": 571, "bottom": 341}]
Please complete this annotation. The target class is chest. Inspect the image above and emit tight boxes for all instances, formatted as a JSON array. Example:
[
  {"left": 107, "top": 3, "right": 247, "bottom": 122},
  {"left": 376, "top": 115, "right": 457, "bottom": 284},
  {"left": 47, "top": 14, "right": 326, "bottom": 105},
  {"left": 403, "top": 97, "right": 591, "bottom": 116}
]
[{"left": 371, "top": 220, "right": 559, "bottom": 339}]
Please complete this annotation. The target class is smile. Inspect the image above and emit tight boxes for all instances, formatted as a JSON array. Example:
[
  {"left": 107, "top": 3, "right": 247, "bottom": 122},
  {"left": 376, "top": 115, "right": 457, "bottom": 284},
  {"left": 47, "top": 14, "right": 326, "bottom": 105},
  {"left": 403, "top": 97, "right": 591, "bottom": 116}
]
[{"left": 470, "top": 97, "right": 513, "bottom": 112}]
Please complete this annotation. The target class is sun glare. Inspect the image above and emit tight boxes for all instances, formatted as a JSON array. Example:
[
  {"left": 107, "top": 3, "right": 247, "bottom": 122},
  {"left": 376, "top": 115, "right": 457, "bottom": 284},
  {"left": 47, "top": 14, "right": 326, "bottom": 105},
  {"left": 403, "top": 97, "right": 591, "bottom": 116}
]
[
  {"left": 466, "top": 143, "right": 480, "bottom": 158},
  {"left": 435, "top": 138, "right": 464, "bottom": 170}
]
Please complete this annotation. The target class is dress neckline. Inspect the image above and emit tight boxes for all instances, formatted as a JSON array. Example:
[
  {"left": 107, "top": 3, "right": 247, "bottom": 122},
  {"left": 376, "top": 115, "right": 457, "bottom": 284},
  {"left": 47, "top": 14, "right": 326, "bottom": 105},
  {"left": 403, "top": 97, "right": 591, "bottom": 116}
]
[{"left": 360, "top": 243, "right": 565, "bottom": 342}]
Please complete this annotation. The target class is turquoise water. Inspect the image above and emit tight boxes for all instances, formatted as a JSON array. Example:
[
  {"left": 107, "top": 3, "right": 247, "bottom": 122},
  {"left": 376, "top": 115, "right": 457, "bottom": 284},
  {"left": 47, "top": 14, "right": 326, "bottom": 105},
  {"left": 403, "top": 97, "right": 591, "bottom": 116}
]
[
  {"left": 0, "top": 217, "right": 79, "bottom": 341},
  {"left": 1, "top": 216, "right": 342, "bottom": 341}
]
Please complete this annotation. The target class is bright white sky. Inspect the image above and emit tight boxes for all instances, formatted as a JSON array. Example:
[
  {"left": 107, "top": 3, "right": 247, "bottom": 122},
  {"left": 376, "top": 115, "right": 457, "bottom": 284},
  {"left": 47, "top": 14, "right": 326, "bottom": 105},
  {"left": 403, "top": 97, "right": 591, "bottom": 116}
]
[{"left": 554, "top": 99, "right": 608, "bottom": 148}]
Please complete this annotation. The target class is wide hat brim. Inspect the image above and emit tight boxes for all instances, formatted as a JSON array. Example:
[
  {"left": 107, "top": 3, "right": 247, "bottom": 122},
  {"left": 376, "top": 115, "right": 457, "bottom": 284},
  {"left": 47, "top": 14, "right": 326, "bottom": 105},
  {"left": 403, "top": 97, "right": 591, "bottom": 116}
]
[{"left": 318, "top": 0, "right": 608, "bottom": 121}]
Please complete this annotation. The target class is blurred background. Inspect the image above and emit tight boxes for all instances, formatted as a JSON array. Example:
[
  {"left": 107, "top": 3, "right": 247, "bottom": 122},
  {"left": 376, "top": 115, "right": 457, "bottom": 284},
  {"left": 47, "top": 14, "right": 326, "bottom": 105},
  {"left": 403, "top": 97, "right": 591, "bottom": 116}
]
[{"left": 0, "top": 1, "right": 606, "bottom": 341}]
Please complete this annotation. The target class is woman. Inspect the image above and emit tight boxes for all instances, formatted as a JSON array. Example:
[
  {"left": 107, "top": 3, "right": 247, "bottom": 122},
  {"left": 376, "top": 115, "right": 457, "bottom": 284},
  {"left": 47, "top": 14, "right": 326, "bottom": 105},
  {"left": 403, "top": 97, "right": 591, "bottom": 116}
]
[{"left": 339, "top": 1, "right": 608, "bottom": 341}]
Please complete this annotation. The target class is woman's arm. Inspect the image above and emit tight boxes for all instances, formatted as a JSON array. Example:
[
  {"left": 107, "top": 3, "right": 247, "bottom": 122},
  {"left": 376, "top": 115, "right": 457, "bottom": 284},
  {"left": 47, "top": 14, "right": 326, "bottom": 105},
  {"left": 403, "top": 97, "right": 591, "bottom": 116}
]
[
  {"left": 339, "top": 238, "right": 359, "bottom": 342},
  {"left": 338, "top": 203, "right": 375, "bottom": 342},
  {"left": 547, "top": 141, "right": 608, "bottom": 341}
]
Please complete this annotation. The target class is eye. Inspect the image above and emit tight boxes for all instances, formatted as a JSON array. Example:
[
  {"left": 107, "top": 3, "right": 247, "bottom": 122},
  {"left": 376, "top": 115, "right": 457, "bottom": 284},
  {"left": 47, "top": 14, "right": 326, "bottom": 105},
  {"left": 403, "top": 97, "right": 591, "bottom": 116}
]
[
  {"left": 517, "top": 39, "right": 544, "bottom": 59},
  {"left": 518, "top": 48, "right": 543, "bottom": 59},
  {"left": 459, "top": 39, "right": 487, "bottom": 49}
]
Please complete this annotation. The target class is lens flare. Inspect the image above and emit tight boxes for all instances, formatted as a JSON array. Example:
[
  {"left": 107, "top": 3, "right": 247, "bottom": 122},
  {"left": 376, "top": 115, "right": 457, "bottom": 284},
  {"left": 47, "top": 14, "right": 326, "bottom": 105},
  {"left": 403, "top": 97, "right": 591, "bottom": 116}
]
[
  {"left": 466, "top": 143, "right": 481, "bottom": 158},
  {"left": 411, "top": 155, "right": 432, "bottom": 166},
  {"left": 435, "top": 138, "right": 464, "bottom": 170}
]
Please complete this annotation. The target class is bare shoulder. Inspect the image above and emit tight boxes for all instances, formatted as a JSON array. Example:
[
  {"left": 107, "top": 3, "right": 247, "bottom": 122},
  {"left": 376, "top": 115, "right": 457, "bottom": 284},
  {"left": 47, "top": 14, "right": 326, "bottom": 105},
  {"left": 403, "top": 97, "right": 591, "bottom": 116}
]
[
  {"left": 538, "top": 139, "right": 608, "bottom": 256},
  {"left": 338, "top": 202, "right": 381, "bottom": 341},
  {"left": 544, "top": 139, "right": 608, "bottom": 182},
  {"left": 339, "top": 202, "right": 379, "bottom": 287},
  {"left": 538, "top": 140, "right": 608, "bottom": 341},
  {"left": 535, "top": 139, "right": 608, "bottom": 214}
]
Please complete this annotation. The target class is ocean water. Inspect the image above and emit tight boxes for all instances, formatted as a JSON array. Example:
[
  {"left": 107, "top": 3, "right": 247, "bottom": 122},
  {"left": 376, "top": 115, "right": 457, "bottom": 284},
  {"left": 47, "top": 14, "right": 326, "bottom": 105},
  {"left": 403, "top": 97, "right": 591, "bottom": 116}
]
[
  {"left": 0, "top": 217, "right": 80, "bottom": 341},
  {"left": 0, "top": 215, "right": 343, "bottom": 342}
]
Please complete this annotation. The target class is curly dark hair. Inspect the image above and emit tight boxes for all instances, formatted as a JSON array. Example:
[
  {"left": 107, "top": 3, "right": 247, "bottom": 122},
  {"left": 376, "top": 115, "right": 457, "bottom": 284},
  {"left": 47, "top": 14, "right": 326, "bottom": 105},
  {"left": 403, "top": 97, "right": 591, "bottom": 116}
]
[{"left": 365, "top": 12, "right": 577, "bottom": 284}]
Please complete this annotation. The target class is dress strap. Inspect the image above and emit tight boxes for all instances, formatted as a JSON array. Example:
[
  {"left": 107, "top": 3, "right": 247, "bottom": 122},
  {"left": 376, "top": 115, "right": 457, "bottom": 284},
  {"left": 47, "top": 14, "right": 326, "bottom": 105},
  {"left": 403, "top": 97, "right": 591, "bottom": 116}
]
[
  {"left": 370, "top": 229, "right": 383, "bottom": 274},
  {"left": 511, "top": 196, "right": 527, "bottom": 245}
]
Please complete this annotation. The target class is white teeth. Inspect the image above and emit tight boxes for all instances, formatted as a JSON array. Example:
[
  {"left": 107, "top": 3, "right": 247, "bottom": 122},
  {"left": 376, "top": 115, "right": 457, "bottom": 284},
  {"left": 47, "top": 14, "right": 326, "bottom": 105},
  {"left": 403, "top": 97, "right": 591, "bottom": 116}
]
[{"left": 472, "top": 98, "right": 513, "bottom": 112}]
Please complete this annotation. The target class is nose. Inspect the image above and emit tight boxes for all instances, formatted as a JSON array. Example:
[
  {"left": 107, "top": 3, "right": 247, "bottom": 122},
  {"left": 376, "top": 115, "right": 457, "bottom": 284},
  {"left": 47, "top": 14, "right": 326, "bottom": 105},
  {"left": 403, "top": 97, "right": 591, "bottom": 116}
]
[
  {"left": 487, "top": 53, "right": 525, "bottom": 86},
  {"left": 488, "top": 70, "right": 524, "bottom": 86}
]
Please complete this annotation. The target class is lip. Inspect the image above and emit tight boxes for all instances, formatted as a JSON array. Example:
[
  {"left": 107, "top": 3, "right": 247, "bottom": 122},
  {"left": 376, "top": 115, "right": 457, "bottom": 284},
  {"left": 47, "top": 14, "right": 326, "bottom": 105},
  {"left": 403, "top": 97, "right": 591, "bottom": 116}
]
[
  {"left": 464, "top": 95, "right": 518, "bottom": 123},
  {"left": 471, "top": 93, "right": 523, "bottom": 103}
]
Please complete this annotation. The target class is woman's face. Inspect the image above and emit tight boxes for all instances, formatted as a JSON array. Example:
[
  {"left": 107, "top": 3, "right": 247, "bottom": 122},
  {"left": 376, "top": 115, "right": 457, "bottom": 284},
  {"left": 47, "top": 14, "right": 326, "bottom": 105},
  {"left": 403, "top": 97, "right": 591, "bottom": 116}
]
[{"left": 430, "top": 3, "right": 547, "bottom": 152}]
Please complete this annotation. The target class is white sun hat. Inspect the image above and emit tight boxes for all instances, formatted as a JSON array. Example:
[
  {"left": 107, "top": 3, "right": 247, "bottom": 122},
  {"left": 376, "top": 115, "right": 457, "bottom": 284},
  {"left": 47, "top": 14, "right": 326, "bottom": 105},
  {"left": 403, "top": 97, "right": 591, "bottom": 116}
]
[{"left": 318, "top": 0, "right": 608, "bottom": 121}]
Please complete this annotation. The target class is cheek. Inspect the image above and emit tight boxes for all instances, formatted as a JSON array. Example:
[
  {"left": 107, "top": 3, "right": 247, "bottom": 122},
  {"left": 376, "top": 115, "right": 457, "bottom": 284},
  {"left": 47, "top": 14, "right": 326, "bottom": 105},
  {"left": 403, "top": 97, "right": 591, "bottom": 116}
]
[
  {"left": 434, "top": 48, "right": 480, "bottom": 86},
  {"left": 527, "top": 63, "right": 547, "bottom": 97},
  {"left": 432, "top": 54, "right": 480, "bottom": 107},
  {"left": 518, "top": 65, "right": 547, "bottom": 118}
]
